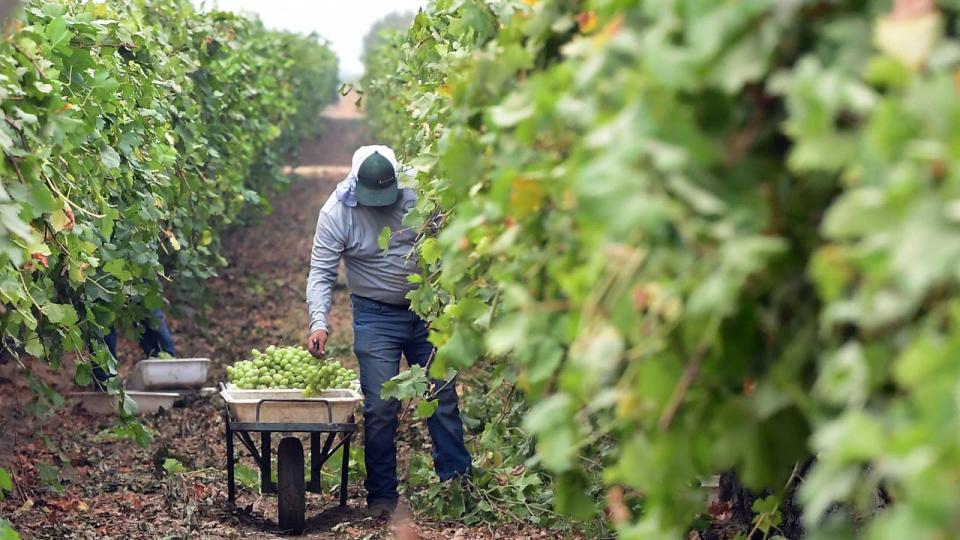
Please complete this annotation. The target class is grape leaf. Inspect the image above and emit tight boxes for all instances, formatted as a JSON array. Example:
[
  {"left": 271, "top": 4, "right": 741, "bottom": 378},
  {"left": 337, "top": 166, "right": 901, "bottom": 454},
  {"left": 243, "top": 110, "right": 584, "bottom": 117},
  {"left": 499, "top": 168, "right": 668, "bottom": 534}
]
[
  {"left": 378, "top": 226, "right": 392, "bottom": 254},
  {"left": 416, "top": 399, "right": 438, "bottom": 419},
  {"left": 381, "top": 365, "right": 429, "bottom": 401},
  {"left": 100, "top": 146, "right": 121, "bottom": 169}
]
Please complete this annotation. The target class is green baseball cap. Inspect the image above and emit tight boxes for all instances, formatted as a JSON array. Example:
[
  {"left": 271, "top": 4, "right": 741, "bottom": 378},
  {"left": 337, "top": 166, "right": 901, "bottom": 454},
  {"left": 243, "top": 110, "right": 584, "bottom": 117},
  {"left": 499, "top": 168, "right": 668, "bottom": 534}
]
[{"left": 356, "top": 151, "right": 398, "bottom": 207}]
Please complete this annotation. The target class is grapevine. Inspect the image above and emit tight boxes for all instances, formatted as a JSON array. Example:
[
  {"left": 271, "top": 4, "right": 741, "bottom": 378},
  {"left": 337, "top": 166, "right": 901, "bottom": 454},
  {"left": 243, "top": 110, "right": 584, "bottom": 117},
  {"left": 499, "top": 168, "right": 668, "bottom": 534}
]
[
  {"left": 363, "top": 0, "right": 960, "bottom": 536},
  {"left": 0, "top": 0, "right": 338, "bottom": 403}
]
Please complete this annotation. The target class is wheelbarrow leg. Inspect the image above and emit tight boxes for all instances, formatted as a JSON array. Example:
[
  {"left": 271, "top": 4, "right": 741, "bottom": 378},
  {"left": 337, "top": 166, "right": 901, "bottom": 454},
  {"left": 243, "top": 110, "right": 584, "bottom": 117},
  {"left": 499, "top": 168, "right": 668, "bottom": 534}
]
[
  {"left": 309, "top": 431, "right": 337, "bottom": 493},
  {"left": 278, "top": 437, "right": 306, "bottom": 534},
  {"left": 309, "top": 432, "right": 321, "bottom": 492},
  {"left": 339, "top": 434, "right": 350, "bottom": 507},
  {"left": 226, "top": 424, "right": 235, "bottom": 504},
  {"left": 261, "top": 431, "right": 273, "bottom": 494}
]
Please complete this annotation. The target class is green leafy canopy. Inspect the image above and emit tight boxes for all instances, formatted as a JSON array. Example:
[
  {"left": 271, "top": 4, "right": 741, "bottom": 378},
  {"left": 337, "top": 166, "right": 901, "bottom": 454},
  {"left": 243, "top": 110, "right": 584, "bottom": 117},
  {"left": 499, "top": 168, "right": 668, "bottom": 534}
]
[
  {"left": 363, "top": 0, "right": 960, "bottom": 536},
  {"left": 0, "top": 0, "right": 337, "bottom": 413}
]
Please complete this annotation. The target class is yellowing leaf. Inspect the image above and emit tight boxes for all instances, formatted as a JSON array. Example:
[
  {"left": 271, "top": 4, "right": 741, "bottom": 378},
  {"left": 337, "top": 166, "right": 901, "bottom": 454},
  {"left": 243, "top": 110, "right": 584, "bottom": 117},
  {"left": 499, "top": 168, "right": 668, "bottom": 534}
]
[
  {"left": 69, "top": 261, "right": 89, "bottom": 284},
  {"left": 874, "top": 9, "right": 942, "bottom": 70},
  {"left": 49, "top": 209, "right": 69, "bottom": 232},
  {"left": 509, "top": 177, "right": 544, "bottom": 218},
  {"left": 576, "top": 11, "right": 597, "bottom": 34},
  {"left": 165, "top": 229, "right": 181, "bottom": 251},
  {"left": 593, "top": 14, "right": 624, "bottom": 47}
]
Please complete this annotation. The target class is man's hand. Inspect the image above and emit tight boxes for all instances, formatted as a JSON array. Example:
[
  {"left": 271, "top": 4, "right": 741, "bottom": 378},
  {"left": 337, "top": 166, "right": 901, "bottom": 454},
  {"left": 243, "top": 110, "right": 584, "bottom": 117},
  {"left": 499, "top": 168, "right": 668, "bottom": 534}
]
[{"left": 307, "top": 329, "right": 328, "bottom": 359}]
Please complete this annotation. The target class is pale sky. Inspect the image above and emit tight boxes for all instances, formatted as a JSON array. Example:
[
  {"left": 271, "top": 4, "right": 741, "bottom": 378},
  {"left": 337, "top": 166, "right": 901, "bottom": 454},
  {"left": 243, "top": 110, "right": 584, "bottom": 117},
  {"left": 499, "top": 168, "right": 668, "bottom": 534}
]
[{"left": 197, "top": 0, "right": 427, "bottom": 79}]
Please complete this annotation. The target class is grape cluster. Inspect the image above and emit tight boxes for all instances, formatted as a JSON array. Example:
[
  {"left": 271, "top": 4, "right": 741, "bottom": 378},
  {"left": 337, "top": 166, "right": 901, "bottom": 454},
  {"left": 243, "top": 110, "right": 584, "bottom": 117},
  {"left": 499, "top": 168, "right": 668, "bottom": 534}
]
[
  {"left": 226, "top": 345, "right": 357, "bottom": 396},
  {"left": 302, "top": 361, "right": 358, "bottom": 397}
]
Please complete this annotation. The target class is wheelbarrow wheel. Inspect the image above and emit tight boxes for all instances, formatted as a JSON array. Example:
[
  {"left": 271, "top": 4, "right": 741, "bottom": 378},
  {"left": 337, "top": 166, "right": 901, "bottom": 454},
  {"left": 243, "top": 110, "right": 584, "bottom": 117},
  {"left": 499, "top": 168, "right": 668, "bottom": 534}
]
[{"left": 277, "top": 437, "right": 306, "bottom": 534}]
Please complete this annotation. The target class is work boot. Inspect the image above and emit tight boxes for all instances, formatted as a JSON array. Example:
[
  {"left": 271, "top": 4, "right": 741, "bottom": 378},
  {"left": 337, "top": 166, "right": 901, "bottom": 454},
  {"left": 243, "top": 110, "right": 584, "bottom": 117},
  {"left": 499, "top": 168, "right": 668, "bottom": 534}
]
[{"left": 366, "top": 498, "right": 398, "bottom": 519}]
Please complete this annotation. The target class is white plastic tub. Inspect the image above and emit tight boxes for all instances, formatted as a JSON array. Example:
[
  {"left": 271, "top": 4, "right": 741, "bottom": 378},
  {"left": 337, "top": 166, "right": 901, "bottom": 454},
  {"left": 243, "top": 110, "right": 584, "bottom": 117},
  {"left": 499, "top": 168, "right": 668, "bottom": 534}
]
[
  {"left": 223, "top": 383, "right": 303, "bottom": 397},
  {"left": 223, "top": 381, "right": 361, "bottom": 395},
  {"left": 699, "top": 475, "right": 722, "bottom": 506},
  {"left": 127, "top": 358, "right": 210, "bottom": 390},
  {"left": 128, "top": 391, "right": 181, "bottom": 414},
  {"left": 72, "top": 390, "right": 181, "bottom": 416},
  {"left": 220, "top": 387, "right": 362, "bottom": 424}
]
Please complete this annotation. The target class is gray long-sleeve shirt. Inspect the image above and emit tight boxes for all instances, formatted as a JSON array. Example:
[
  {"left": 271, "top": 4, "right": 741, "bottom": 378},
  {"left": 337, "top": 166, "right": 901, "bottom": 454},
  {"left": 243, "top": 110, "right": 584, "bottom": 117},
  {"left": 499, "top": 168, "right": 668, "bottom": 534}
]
[{"left": 305, "top": 186, "right": 419, "bottom": 332}]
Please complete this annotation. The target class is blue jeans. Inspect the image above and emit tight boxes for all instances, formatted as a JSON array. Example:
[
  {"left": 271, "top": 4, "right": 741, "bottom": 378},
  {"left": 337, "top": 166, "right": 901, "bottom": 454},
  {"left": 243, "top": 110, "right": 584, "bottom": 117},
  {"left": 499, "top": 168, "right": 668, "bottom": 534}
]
[
  {"left": 352, "top": 295, "right": 472, "bottom": 505},
  {"left": 95, "top": 309, "right": 177, "bottom": 382}
]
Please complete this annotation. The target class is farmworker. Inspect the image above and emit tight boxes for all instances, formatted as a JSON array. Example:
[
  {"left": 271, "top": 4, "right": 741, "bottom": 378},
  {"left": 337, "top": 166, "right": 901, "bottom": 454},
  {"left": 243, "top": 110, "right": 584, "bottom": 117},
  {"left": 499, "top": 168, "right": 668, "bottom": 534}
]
[
  {"left": 305, "top": 145, "right": 472, "bottom": 516},
  {"left": 105, "top": 309, "right": 177, "bottom": 360},
  {"left": 92, "top": 308, "right": 177, "bottom": 384}
]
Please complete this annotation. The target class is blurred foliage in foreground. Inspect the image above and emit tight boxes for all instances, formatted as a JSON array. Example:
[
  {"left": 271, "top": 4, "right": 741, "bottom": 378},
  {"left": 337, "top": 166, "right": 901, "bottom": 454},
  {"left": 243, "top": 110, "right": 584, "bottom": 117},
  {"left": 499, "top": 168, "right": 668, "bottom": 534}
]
[{"left": 363, "top": 0, "right": 960, "bottom": 537}]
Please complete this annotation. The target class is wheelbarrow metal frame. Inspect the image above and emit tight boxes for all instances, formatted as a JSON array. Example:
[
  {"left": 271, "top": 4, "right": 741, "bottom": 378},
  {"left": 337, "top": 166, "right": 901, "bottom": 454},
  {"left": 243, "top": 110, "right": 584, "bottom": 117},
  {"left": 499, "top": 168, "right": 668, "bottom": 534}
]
[{"left": 221, "top": 386, "right": 358, "bottom": 509}]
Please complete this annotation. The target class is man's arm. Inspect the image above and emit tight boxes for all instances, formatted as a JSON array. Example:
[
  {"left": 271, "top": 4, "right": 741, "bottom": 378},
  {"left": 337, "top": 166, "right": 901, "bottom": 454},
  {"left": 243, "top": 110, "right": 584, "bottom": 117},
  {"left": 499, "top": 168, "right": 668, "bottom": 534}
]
[{"left": 305, "top": 203, "right": 345, "bottom": 355}]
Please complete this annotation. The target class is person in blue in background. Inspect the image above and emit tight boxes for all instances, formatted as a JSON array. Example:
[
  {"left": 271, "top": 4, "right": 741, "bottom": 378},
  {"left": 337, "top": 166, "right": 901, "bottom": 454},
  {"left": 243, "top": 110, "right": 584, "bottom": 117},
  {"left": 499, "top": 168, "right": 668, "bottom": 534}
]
[{"left": 92, "top": 309, "right": 177, "bottom": 384}]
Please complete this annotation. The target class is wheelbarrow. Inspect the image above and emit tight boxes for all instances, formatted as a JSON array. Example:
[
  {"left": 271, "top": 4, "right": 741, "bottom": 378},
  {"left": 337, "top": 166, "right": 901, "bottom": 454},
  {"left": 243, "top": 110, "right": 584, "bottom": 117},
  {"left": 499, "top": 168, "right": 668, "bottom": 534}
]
[{"left": 219, "top": 384, "right": 362, "bottom": 534}]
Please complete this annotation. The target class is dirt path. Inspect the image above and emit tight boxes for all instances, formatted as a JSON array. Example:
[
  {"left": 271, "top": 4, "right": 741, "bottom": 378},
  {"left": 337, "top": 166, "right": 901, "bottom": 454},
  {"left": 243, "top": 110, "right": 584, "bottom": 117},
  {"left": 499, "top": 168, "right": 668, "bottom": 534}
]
[{"left": 0, "top": 96, "right": 553, "bottom": 540}]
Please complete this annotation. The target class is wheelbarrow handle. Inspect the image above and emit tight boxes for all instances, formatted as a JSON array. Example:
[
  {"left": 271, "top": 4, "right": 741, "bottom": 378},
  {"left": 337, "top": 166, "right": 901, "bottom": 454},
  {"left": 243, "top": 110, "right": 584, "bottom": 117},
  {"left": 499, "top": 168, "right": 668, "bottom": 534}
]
[{"left": 254, "top": 398, "right": 334, "bottom": 423}]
